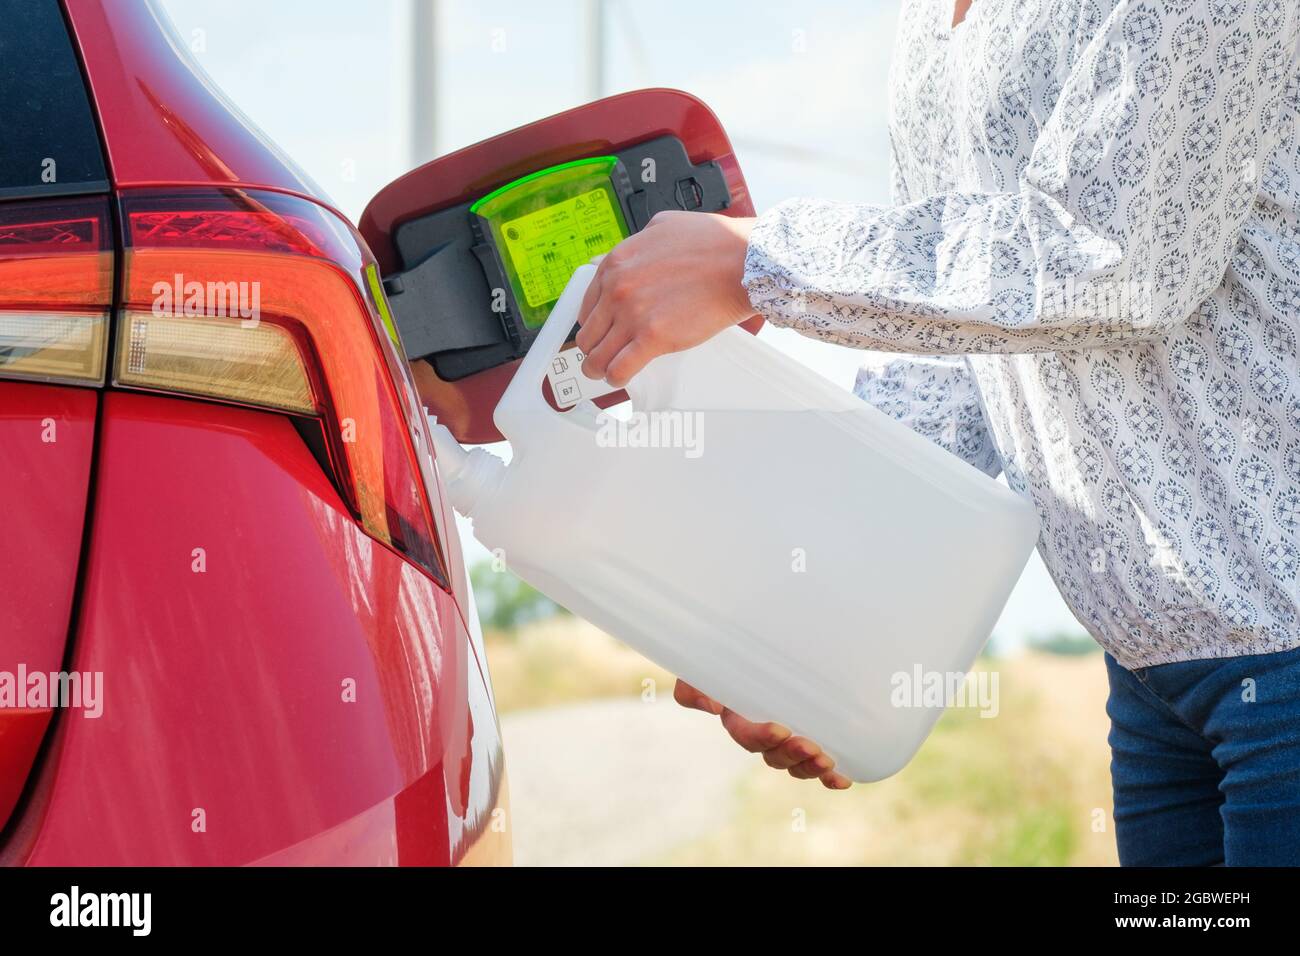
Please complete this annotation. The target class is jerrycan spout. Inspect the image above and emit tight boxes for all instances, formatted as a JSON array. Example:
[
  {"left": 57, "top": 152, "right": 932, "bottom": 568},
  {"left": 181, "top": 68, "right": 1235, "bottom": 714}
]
[{"left": 427, "top": 415, "right": 506, "bottom": 519}]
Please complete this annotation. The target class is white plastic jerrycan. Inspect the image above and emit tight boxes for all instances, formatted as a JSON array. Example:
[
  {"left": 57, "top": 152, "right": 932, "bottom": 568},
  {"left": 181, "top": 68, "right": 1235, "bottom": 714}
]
[{"left": 429, "top": 264, "right": 1039, "bottom": 781}]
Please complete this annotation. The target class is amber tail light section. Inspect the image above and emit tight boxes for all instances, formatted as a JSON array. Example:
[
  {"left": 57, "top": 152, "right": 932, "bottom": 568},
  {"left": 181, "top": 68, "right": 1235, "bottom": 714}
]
[
  {"left": 0, "top": 196, "right": 113, "bottom": 384},
  {"left": 115, "top": 188, "right": 448, "bottom": 586}
]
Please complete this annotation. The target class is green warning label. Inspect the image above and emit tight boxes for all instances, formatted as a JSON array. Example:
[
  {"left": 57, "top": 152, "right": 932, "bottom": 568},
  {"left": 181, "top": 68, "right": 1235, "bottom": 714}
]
[{"left": 500, "top": 188, "right": 624, "bottom": 310}]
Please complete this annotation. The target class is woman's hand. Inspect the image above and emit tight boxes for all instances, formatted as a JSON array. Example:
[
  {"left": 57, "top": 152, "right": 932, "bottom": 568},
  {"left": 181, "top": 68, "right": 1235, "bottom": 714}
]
[
  {"left": 673, "top": 679, "right": 854, "bottom": 790},
  {"left": 575, "top": 211, "right": 759, "bottom": 388}
]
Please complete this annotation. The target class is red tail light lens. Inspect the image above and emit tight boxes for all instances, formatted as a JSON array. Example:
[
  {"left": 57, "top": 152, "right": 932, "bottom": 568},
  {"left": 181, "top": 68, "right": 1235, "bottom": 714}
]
[
  {"left": 0, "top": 196, "right": 112, "bottom": 384},
  {"left": 116, "top": 189, "right": 448, "bottom": 586}
]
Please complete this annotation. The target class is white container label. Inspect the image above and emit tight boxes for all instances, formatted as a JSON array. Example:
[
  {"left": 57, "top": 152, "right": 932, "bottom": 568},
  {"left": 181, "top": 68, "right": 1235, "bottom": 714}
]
[{"left": 545, "top": 344, "right": 620, "bottom": 408}]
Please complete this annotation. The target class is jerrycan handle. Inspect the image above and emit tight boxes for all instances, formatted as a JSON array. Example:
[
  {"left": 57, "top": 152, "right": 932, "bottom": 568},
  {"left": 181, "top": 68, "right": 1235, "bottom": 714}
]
[{"left": 494, "top": 263, "right": 600, "bottom": 444}]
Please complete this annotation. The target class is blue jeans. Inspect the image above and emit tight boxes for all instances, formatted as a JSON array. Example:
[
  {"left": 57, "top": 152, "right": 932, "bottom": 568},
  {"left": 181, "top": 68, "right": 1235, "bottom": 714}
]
[{"left": 1105, "top": 647, "right": 1300, "bottom": 866}]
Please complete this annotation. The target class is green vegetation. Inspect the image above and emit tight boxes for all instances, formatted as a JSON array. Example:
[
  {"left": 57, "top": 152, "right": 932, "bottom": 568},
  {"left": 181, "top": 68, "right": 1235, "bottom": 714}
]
[
  {"left": 470, "top": 560, "right": 569, "bottom": 633},
  {"left": 1027, "top": 630, "right": 1101, "bottom": 656}
]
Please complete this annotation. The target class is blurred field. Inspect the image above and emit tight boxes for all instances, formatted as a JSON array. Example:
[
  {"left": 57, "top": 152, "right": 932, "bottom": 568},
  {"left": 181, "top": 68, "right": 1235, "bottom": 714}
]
[
  {"left": 486, "top": 618, "right": 1118, "bottom": 866},
  {"left": 486, "top": 616, "right": 675, "bottom": 714}
]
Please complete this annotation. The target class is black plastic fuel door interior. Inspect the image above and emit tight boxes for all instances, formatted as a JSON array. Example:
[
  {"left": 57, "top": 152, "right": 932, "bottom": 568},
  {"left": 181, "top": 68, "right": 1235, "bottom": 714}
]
[{"left": 382, "top": 134, "right": 730, "bottom": 382}]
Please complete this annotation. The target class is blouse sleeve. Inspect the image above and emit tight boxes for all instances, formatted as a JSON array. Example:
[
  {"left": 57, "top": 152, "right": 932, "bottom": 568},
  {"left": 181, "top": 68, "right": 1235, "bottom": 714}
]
[
  {"left": 854, "top": 354, "right": 1002, "bottom": 477},
  {"left": 743, "top": 1, "right": 1299, "bottom": 354}
]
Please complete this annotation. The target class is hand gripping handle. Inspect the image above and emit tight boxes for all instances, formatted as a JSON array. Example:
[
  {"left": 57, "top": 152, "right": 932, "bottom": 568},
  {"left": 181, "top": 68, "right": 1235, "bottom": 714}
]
[{"left": 493, "top": 263, "right": 600, "bottom": 445}]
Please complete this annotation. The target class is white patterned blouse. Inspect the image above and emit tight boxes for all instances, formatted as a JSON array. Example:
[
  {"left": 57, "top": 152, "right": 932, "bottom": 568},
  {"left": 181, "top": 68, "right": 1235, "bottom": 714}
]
[{"left": 743, "top": 0, "right": 1300, "bottom": 667}]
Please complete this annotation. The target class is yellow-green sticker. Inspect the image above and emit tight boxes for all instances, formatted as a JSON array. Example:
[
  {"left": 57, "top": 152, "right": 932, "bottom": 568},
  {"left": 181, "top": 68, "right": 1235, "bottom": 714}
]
[{"left": 500, "top": 187, "right": 623, "bottom": 309}]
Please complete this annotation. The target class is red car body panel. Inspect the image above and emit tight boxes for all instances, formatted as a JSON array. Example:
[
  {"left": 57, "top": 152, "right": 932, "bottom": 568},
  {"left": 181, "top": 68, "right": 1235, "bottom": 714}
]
[
  {"left": 62, "top": 0, "right": 325, "bottom": 201},
  {"left": 0, "top": 384, "right": 97, "bottom": 830},
  {"left": 1, "top": 0, "right": 508, "bottom": 866},
  {"left": 6, "top": 394, "right": 505, "bottom": 866}
]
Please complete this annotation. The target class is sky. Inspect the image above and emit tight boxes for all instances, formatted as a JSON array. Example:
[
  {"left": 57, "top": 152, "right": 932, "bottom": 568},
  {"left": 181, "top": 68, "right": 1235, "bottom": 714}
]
[{"left": 157, "top": 0, "right": 1086, "bottom": 647}]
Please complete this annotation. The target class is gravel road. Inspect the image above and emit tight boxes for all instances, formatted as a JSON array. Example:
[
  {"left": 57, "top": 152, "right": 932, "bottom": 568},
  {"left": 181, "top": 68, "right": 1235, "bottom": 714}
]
[{"left": 500, "top": 696, "right": 754, "bottom": 866}]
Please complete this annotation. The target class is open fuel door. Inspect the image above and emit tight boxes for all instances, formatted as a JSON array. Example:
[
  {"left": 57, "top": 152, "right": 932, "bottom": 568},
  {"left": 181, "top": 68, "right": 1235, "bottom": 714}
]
[{"left": 359, "top": 89, "right": 755, "bottom": 444}]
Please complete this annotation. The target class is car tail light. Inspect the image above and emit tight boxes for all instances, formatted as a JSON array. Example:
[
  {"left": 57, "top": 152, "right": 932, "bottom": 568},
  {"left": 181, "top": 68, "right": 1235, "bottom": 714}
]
[
  {"left": 116, "top": 188, "right": 449, "bottom": 585},
  {"left": 0, "top": 197, "right": 112, "bottom": 384},
  {"left": 116, "top": 311, "right": 315, "bottom": 414}
]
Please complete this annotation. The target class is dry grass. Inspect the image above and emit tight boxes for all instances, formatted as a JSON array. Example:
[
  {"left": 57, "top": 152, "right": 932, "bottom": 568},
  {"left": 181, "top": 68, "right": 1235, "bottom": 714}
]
[
  {"left": 485, "top": 617, "right": 675, "bottom": 714},
  {"left": 654, "top": 653, "right": 1117, "bottom": 866},
  {"left": 487, "top": 617, "right": 1118, "bottom": 866}
]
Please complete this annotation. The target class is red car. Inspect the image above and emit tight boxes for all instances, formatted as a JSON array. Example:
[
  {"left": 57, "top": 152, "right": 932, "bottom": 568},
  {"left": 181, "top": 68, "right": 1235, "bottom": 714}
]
[{"left": 0, "top": 0, "right": 749, "bottom": 865}]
